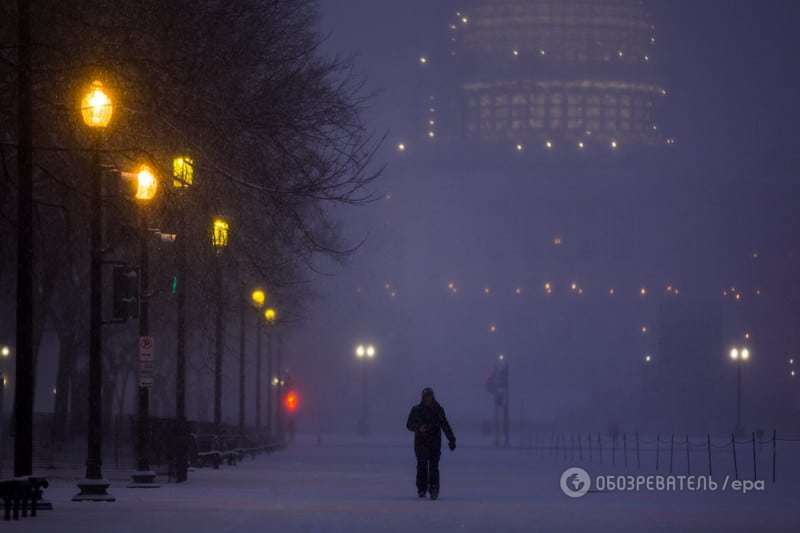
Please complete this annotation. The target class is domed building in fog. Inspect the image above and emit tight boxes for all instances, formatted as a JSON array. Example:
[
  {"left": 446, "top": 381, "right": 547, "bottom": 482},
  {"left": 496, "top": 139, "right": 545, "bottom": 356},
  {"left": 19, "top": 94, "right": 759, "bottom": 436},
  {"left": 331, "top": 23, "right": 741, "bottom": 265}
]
[{"left": 439, "top": 0, "right": 670, "bottom": 150}]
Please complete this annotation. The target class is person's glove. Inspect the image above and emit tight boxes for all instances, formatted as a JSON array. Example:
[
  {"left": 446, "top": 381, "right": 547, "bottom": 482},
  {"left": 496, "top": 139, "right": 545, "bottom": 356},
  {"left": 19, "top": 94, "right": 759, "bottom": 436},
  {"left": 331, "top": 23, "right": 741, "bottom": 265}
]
[{"left": 448, "top": 440, "right": 456, "bottom": 451}]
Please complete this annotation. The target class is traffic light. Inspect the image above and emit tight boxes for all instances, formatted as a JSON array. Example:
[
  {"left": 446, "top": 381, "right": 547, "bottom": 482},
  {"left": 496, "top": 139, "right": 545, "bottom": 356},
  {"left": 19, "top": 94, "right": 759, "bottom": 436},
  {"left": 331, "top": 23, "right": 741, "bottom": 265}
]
[
  {"left": 283, "top": 390, "right": 299, "bottom": 414},
  {"left": 112, "top": 266, "right": 139, "bottom": 320}
]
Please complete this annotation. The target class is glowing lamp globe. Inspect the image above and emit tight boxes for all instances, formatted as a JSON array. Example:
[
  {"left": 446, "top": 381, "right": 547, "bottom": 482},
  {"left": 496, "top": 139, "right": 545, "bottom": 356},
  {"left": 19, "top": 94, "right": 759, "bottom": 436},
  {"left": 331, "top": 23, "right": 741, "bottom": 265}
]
[
  {"left": 264, "top": 308, "right": 277, "bottom": 324},
  {"left": 172, "top": 156, "right": 194, "bottom": 188},
  {"left": 212, "top": 218, "right": 229, "bottom": 249},
  {"left": 81, "top": 80, "right": 113, "bottom": 128},
  {"left": 251, "top": 289, "right": 266, "bottom": 308},
  {"left": 135, "top": 165, "right": 158, "bottom": 201}
]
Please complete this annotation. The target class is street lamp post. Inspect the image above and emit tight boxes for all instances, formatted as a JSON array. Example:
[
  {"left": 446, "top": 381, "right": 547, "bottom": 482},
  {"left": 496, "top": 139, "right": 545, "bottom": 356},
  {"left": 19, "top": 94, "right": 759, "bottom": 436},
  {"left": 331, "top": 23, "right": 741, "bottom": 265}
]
[
  {"left": 14, "top": 0, "right": 34, "bottom": 480},
  {"left": 265, "top": 308, "right": 277, "bottom": 439},
  {"left": 130, "top": 165, "right": 159, "bottom": 488},
  {"left": 173, "top": 155, "right": 193, "bottom": 483},
  {"left": 355, "top": 344, "right": 376, "bottom": 436},
  {"left": 250, "top": 290, "right": 265, "bottom": 435},
  {"left": 212, "top": 218, "right": 229, "bottom": 430},
  {"left": 0, "top": 370, "right": 5, "bottom": 441},
  {"left": 0, "top": 372, "right": 6, "bottom": 466},
  {"left": 275, "top": 333, "right": 284, "bottom": 442},
  {"left": 74, "top": 80, "right": 115, "bottom": 502},
  {"left": 729, "top": 346, "right": 751, "bottom": 434},
  {"left": 238, "top": 292, "right": 247, "bottom": 440}
]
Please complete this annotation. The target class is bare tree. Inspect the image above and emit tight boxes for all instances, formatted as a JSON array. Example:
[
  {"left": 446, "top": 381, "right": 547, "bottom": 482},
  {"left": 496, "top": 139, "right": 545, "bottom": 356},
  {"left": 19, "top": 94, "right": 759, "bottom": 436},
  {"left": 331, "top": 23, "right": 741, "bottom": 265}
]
[{"left": 0, "top": 0, "right": 382, "bottom": 440}]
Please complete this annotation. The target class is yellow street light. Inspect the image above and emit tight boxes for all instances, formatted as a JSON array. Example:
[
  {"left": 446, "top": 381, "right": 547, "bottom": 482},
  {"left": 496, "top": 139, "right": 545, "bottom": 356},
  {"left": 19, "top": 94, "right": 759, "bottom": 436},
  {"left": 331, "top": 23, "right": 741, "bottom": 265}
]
[
  {"left": 251, "top": 288, "right": 266, "bottom": 308},
  {"left": 134, "top": 165, "right": 158, "bottom": 202},
  {"left": 81, "top": 80, "right": 113, "bottom": 128},
  {"left": 1, "top": 345, "right": 10, "bottom": 358},
  {"left": 212, "top": 218, "right": 229, "bottom": 249},
  {"left": 172, "top": 156, "right": 194, "bottom": 188},
  {"left": 264, "top": 307, "right": 277, "bottom": 324}
]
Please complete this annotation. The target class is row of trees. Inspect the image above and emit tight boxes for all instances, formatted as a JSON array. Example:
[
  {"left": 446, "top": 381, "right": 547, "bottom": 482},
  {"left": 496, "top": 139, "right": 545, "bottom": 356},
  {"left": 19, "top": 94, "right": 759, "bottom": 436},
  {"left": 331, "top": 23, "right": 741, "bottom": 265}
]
[{"left": 0, "top": 0, "right": 380, "bottom": 456}]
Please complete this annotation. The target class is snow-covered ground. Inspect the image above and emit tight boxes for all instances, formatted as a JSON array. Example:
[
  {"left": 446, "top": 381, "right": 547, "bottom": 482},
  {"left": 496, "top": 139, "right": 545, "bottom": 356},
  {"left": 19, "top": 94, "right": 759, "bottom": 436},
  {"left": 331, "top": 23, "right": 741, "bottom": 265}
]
[{"left": 13, "top": 433, "right": 800, "bottom": 532}]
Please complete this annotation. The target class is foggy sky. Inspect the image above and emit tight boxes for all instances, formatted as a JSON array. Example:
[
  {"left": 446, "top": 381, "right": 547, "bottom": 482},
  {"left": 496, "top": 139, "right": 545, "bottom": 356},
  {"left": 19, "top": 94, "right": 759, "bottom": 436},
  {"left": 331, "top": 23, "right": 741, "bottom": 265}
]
[
  {"left": 286, "top": 0, "right": 800, "bottom": 436},
  {"left": 22, "top": 1, "right": 800, "bottom": 438}
]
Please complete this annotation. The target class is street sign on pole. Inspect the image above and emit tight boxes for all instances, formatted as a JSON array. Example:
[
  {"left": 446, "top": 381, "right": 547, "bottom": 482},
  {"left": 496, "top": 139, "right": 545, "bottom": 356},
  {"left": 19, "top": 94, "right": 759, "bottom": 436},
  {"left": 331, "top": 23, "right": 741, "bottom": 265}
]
[{"left": 138, "top": 336, "right": 154, "bottom": 387}]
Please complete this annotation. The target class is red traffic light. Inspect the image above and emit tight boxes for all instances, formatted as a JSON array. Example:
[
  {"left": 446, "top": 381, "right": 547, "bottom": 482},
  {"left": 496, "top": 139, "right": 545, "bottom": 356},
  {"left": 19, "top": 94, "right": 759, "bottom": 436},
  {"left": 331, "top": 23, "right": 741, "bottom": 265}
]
[{"left": 284, "top": 390, "right": 299, "bottom": 413}]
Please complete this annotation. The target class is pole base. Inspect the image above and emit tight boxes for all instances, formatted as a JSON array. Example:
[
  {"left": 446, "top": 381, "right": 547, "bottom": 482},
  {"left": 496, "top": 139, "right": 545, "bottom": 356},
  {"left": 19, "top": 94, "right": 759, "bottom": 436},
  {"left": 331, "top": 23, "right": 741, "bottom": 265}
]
[
  {"left": 127, "top": 470, "right": 160, "bottom": 488},
  {"left": 73, "top": 479, "right": 115, "bottom": 502}
]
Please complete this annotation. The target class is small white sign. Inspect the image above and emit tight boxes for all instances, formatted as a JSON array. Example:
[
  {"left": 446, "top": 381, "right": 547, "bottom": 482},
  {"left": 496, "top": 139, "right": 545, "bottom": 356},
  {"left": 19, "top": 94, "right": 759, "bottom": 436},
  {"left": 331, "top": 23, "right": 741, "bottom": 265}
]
[
  {"left": 139, "top": 336, "right": 154, "bottom": 361},
  {"left": 139, "top": 360, "right": 154, "bottom": 388}
]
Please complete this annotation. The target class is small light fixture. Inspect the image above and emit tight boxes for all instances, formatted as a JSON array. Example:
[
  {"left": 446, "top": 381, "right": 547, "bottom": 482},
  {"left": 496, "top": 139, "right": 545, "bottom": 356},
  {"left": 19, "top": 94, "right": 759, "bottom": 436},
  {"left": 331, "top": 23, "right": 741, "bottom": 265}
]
[
  {"left": 134, "top": 165, "right": 158, "bottom": 201},
  {"left": 212, "top": 218, "right": 230, "bottom": 249},
  {"left": 251, "top": 289, "right": 266, "bottom": 308},
  {"left": 81, "top": 80, "right": 113, "bottom": 128}
]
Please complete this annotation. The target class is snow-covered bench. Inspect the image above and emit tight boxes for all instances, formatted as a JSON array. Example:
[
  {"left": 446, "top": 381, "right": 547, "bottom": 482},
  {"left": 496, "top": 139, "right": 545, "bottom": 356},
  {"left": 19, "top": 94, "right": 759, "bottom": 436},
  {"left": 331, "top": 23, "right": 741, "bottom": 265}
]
[{"left": 0, "top": 477, "right": 48, "bottom": 521}]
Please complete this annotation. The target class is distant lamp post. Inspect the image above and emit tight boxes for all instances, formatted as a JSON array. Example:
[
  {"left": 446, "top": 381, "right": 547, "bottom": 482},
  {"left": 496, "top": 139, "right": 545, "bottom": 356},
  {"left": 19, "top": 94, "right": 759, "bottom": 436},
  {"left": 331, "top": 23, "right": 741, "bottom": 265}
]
[
  {"left": 263, "top": 307, "right": 278, "bottom": 437},
  {"left": 0, "top": 346, "right": 9, "bottom": 358},
  {"left": 729, "top": 346, "right": 751, "bottom": 434},
  {"left": 75, "top": 79, "right": 115, "bottom": 502},
  {"left": 250, "top": 289, "right": 266, "bottom": 436},
  {"left": 130, "top": 164, "right": 159, "bottom": 488},
  {"left": 173, "top": 155, "right": 194, "bottom": 483},
  {"left": 355, "top": 343, "right": 377, "bottom": 435},
  {"left": 211, "top": 217, "right": 229, "bottom": 429},
  {"left": 0, "top": 370, "right": 5, "bottom": 436}
]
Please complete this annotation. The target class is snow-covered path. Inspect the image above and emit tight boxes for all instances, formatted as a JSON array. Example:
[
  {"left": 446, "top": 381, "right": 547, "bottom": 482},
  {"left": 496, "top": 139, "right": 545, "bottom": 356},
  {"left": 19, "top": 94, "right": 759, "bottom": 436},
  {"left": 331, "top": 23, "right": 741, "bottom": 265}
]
[{"left": 14, "top": 435, "right": 800, "bottom": 532}]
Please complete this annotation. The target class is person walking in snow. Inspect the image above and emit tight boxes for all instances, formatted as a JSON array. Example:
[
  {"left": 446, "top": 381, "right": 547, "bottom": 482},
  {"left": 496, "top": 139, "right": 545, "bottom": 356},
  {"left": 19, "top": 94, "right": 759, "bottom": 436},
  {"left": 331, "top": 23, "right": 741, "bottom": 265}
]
[{"left": 405, "top": 387, "right": 456, "bottom": 500}]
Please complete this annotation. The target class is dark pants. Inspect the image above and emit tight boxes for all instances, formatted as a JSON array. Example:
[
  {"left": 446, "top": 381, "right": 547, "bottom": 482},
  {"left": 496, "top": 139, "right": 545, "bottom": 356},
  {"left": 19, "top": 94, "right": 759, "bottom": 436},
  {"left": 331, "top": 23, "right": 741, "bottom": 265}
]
[{"left": 415, "top": 448, "right": 441, "bottom": 492}]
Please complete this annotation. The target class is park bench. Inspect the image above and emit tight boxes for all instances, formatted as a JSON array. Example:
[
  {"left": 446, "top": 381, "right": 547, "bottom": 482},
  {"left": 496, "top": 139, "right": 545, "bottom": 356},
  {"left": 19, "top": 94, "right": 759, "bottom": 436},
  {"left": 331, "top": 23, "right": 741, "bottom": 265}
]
[
  {"left": 0, "top": 477, "right": 48, "bottom": 521},
  {"left": 218, "top": 436, "right": 242, "bottom": 465},
  {"left": 191, "top": 434, "right": 223, "bottom": 469},
  {"left": 189, "top": 432, "right": 285, "bottom": 470}
]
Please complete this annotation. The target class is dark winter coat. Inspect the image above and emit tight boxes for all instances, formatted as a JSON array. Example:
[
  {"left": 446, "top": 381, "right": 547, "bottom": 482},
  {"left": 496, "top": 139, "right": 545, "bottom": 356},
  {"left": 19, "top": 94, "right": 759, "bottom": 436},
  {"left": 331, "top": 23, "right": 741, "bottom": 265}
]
[{"left": 406, "top": 391, "right": 456, "bottom": 453}]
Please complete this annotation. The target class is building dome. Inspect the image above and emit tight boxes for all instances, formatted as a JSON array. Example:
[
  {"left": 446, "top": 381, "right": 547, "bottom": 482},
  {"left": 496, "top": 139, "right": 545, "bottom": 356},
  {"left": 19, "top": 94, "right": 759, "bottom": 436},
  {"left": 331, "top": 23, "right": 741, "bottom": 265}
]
[{"left": 449, "top": 0, "right": 668, "bottom": 149}]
